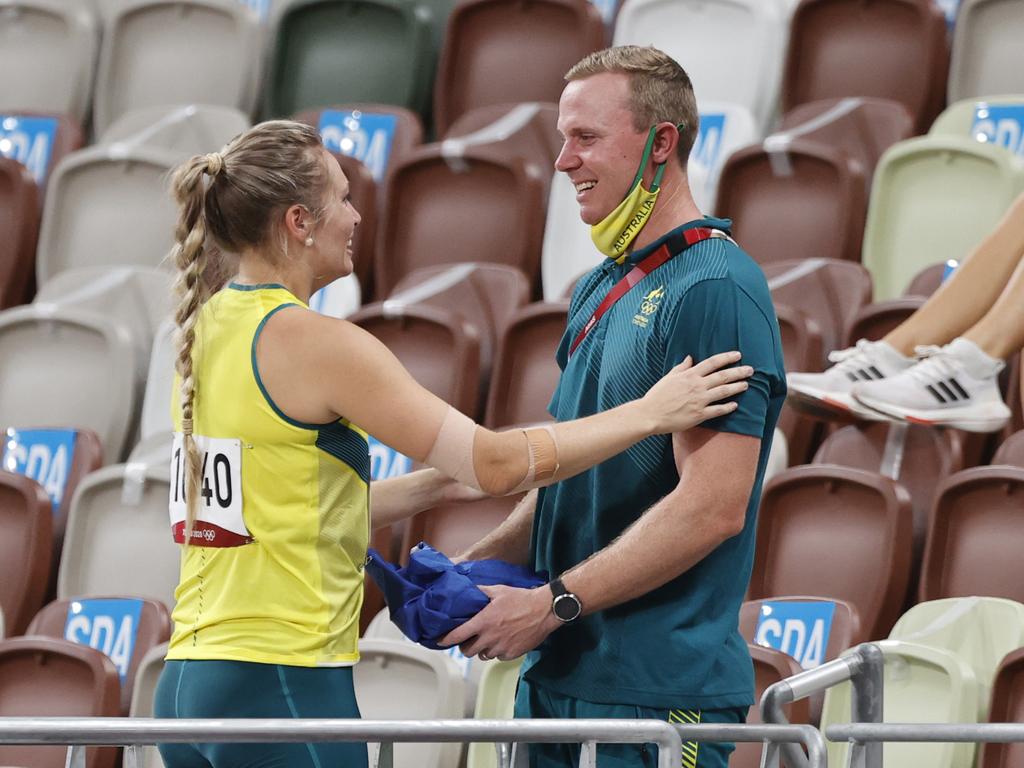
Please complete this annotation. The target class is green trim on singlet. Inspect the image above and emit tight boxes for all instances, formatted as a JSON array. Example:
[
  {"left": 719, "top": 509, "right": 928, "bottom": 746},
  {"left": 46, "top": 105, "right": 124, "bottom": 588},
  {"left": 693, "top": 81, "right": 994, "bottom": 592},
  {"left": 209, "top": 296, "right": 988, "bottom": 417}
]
[{"left": 251, "top": 303, "right": 337, "bottom": 430}]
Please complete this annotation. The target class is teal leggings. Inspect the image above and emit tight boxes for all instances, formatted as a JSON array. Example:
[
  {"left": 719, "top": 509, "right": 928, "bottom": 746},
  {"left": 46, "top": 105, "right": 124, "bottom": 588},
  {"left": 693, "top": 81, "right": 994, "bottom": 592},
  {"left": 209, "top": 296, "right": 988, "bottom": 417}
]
[{"left": 154, "top": 660, "right": 368, "bottom": 768}]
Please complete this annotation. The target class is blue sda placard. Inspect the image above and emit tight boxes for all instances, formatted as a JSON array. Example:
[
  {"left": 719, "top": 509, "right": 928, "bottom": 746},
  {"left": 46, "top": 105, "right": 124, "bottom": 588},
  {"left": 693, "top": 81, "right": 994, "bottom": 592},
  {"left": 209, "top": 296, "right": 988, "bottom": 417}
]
[
  {"left": 691, "top": 112, "right": 727, "bottom": 173},
  {"left": 0, "top": 114, "right": 58, "bottom": 185},
  {"left": 754, "top": 600, "right": 835, "bottom": 670},
  {"left": 2, "top": 427, "right": 77, "bottom": 513},
  {"left": 972, "top": 104, "right": 1024, "bottom": 158},
  {"left": 368, "top": 435, "right": 412, "bottom": 480},
  {"left": 64, "top": 598, "right": 144, "bottom": 684},
  {"left": 318, "top": 110, "right": 398, "bottom": 183}
]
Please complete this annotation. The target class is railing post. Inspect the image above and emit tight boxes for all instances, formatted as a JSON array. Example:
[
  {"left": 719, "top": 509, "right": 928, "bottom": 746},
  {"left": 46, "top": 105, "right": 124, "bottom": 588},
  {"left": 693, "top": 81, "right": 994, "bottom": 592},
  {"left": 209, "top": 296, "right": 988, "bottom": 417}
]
[
  {"left": 579, "top": 739, "right": 597, "bottom": 767},
  {"left": 377, "top": 740, "right": 394, "bottom": 768},
  {"left": 65, "top": 745, "right": 86, "bottom": 768},
  {"left": 849, "top": 643, "right": 885, "bottom": 768}
]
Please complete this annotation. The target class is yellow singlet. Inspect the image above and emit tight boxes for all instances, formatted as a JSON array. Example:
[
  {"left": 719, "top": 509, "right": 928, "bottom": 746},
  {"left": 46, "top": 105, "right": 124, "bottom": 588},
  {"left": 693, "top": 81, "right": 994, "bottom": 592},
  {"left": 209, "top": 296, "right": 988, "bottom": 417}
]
[{"left": 166, "top": 283, "right": 369, "bottom": 666}]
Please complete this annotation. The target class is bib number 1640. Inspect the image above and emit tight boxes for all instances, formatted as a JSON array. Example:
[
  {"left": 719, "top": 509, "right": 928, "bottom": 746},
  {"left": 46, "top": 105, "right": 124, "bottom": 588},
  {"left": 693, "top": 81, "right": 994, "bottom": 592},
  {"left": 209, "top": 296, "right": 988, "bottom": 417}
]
[{"left": 168, "top": 434, "right": 249, "bottom": 546}]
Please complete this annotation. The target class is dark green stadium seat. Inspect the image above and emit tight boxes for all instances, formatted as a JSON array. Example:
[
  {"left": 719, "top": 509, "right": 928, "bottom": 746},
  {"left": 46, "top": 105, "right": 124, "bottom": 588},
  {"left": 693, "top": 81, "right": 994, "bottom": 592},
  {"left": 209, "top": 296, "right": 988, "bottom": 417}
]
[{"left": 265, "top": 0, "right": 434, "bottom": 118}]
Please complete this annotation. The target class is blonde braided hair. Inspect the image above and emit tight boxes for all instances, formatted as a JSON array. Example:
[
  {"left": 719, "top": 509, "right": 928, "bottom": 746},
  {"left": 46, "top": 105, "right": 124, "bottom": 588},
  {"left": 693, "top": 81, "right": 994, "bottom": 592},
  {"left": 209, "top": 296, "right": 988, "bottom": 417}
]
[{"left": 169, "top": 121, "right": 329, "bottom": 544}]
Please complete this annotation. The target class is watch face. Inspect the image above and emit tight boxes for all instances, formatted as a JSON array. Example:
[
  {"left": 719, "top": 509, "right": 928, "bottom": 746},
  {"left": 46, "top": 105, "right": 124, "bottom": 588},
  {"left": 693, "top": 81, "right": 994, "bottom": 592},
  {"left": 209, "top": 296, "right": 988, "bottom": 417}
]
[{"left": 553, "top": 593, "right": 582, "bottom": 622}]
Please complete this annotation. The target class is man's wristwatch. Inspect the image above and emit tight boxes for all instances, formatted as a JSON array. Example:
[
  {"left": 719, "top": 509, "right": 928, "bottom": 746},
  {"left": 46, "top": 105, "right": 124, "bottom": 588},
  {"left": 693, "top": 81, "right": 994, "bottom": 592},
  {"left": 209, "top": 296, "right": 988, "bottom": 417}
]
[{"left": 549, "top": 576, "right": 583, "bottom": 623}]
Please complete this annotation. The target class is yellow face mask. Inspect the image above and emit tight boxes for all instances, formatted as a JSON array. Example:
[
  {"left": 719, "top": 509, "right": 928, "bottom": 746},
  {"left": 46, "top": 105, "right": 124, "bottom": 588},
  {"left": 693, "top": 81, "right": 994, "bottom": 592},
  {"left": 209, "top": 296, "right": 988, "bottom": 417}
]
[{"left": 590, "top": 125, "right": 668, "bottom": 263}]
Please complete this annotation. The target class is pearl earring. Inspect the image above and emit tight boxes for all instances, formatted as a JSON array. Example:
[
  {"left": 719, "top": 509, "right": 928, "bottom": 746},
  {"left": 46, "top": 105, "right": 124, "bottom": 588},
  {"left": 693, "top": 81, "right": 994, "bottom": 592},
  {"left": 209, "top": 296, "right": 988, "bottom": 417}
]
[{"left": 304, "top": 236, "right": 314, "bottom": 247}]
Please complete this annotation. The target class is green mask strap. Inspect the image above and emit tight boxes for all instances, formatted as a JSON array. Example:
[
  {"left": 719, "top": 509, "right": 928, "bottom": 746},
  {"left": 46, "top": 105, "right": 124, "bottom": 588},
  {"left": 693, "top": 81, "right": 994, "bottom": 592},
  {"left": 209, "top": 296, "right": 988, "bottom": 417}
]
[{"left": 631, "top": 123, "right": 685, "bottom": 194}]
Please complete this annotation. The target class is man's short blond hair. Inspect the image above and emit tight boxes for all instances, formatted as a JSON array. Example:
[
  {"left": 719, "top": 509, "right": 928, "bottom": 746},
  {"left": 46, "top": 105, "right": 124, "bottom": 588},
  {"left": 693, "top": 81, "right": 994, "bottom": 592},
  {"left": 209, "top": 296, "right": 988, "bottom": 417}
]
[{"left": 566, "top": 45, "right": 699, "bottom": 167}]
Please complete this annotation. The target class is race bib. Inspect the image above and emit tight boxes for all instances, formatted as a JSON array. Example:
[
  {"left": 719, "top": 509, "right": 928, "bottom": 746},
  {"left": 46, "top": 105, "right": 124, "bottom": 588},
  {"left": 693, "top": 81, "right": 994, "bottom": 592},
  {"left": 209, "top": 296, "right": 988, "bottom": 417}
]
[{"left": 169, "top": 433, "right": 250, "bottom": 546}]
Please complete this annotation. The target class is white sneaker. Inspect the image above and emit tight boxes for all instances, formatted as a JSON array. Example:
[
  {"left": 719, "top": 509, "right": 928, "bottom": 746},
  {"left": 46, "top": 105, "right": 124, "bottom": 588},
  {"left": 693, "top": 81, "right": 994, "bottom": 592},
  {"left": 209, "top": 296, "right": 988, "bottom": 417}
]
[
  {"left": 787, "top": 339, "right": 915, "bottom": 421},
  {"left": 852, "top": 338, "right": 1011, "bottom": 433}
]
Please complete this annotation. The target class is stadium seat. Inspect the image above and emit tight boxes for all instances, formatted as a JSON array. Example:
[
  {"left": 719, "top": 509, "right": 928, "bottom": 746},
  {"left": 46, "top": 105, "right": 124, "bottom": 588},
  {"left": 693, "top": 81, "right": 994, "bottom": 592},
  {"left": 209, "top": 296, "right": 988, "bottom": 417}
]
[
  {"left": 980, "top": 647, "right": 1024, "bottom": 768},
  {"left": 0, "top": 607, "right": 4, "bottom": 638},
  {"left": 845, "top": 297, "right": 925, "bottom": 346},
  {"left": 57, "top": 463, "right": 178, "bottom": 611},
  {"left": 400, "top": 493, "right": 524, "bottom": 565},
  {"left": 376, "top": 145, "right": 546, "bottom": 297},
  {"left": 862, "top": 135, "right": 1024, "bottom": 300},
  {"left": 613, "top": 0, "right": 789, "bottom": 134},
  {"left": 773, "top": 303, "right": 824, "bottom": 465},
  {"left": 266, "top": 0, "right": 434, "bottom": 118},
  {"left": 0, "top": 636, "right": 120, "bottom": 768},
  {"left": 364, "top": 608, "right": 492, "bottom": 718},
  {"left": 777, "top": 97, "right": 916, "bottom": 189},
  {"left": 467, "top": 656, "right": 526, "bottom": 768},
  {"left": 540, "top": 169, "right": 603, "bottom": 301},
  {"left": 92, "top": 0, "right": 261, "bottom": 135},
  {"left": 904, "top": 261, "right": 948, "bottom": 298},
  {"left": 484, "top": 302, "right": 568, "bottom": 428},
  {"left": 763, "top": 259, "right": 872, "bottom": 363},
  {"left": 98, "top": 104, "right": 251, "bottom": 156},
  {"left": 35, "top": 143, "right": 180, "bottom": 286},
  {"left": 740, "top": 596, "right": 860, "bottom": 724},
  {"left": 0, "top": 156, "right": 39, "bottom": 310},
  {"left": 136, "top": 319, "right": 176, "bottom": 454},
  {"left": 433, "top": 0, "right": 605, "bottom": 136},
  {"left": 948, "top": 0, "right": 1024, "bottom": 103},
  {"left": 0, "top": 470, "right": 51, "bottom": 636},
  {"left": 2, "top": 426, "right": 103, "bottom": 586},
  {"left": 814, "top": 423, "right": 965, "bottom": 570},
  {"left": 34, "top": 266, "right": 173, "bottom": 384},
  {"left": 731, "top": 644, "right": 809, "bottom": 768},
  {"left": 442, "top": 102, "right": 563, "bottom": 198},
  {"left": 388, "top": 263, "right": 531, "bottom": 397},
  {"left": 750, "top": 465, "right": 914, "bottom": 641},
  {"left": 0, "top": 112, "right": 85, "bottom": 207},
  {"left": 349, "top": 303, "right": 482, "bottom": 418},
  {"left": 930, "top": 94, "right": 1024, "bottom": 150},
  {"left": 781, "top": 0, "right": 949, "bottom": 132},
  {"left": 993, "top": 430, "right": 1024, "bottom": 467},
  {"left": 293, "top": 103, "right": 425, "bottom": 188},
  {"left": 713, "top": 138, "right": 867, "bottom": 265},
  {"left": 919, "top": 465, "right": 1024, "bottom": 603},
  {"left": 354, "top": 638, "right": 466, "bottom": 768},
  {"left": 27, "top": 596, "right": 172, "bottom": 715},
  {"left": 890, "top": 597, "right": 1024, "bottom": 721},
  {"left": 821, "top": 640, "right": 979, "bottom": 768},
  {"left": 0, "top": 306, "right": 139, "bottom": 463},
  {"left": 688, "top": 102, "right": 761, "bottom": 215},
  {"left": 127, "top": 641, "right": 169, "bottom": 768},
  {"left": 0, "top": 0, "right": 99, "bottom": 124}
]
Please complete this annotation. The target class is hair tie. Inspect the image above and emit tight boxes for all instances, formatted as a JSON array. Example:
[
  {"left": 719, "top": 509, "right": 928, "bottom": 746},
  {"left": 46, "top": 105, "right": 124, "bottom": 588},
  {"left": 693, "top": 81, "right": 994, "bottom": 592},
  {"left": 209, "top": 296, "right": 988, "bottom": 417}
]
[{"left": 205, "top": 152, "right": 224, "bottom": 178}]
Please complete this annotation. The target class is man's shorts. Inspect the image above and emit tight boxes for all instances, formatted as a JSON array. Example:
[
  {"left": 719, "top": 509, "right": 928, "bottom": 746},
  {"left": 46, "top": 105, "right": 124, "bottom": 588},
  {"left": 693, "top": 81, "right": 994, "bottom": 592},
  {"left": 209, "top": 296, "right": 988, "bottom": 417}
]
[
  {"left": 154, "top": 659, "right": 368, "bottom": 768},
  {"left": 514, "top": 675, "right": 747, "bottom": 768}
]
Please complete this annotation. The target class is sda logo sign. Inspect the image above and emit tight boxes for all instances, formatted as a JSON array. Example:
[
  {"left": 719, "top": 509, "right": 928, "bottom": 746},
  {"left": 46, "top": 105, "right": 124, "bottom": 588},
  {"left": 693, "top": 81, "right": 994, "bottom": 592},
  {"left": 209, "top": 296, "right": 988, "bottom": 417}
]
[
  {"left": 972, "top": 104, "right": 1024, "bottom": 158},
  {"left": 318, "top": 110, "right": 398, "bottom": 183},
  {"left": 2, "top": 428, "right": 77, "bottom": 513},
  {"left": 64, "top": 598, "right": 144, "bottom": 683},
  {"left": 368, "top": 435, "right": 412, "bottom": 480},
  {"left": 754, "top": 600, "right": 835, "bottom": 670},
  {"left": 0, "top": 114, "right": 58, "bottom": 185}
]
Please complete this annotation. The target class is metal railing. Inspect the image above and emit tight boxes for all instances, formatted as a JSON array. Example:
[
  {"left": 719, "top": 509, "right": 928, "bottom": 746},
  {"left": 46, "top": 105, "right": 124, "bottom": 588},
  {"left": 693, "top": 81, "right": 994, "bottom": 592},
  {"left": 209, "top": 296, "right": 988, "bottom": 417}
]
[
  {"left": 761, "top": 643, "right": 884, "bottom": 768},
  {"left": 0, "top": 717, "right": 829, "bottom": 768}
]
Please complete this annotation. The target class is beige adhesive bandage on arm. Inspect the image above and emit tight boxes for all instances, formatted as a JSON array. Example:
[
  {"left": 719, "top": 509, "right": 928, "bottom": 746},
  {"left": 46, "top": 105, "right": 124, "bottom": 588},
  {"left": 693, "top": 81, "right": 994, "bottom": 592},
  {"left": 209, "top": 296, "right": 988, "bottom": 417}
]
[
  {"left": 508, "top": 424, "right": 560, "bottom": 494},
  {"left": 425, "top": 406, "right": 482, "bottom": 491}
]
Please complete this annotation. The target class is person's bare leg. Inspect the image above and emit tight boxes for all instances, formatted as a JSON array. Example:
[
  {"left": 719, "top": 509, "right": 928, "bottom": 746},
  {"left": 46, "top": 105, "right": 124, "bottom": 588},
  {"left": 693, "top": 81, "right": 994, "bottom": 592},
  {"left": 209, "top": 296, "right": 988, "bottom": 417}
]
[
  {"left": 961, "top": 251, "right": 1024, "bottom": 360},
  {"left": 883, "top": 192, "right": 1024, "bottom": 356}
]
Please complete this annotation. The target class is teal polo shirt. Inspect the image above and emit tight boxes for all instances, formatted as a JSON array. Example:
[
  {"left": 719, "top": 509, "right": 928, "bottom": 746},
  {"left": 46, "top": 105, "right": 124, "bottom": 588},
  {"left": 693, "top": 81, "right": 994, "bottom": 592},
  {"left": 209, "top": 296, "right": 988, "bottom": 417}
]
[{"left": 523, "top": 217, "right": 786, "bottom": 710}]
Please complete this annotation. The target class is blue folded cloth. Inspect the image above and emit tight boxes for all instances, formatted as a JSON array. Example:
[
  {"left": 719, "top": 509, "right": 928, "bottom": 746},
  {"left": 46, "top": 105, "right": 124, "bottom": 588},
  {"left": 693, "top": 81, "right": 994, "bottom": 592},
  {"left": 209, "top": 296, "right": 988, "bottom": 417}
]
[{"left": 364, "top": 542, "right": 548, "bottom": 650}]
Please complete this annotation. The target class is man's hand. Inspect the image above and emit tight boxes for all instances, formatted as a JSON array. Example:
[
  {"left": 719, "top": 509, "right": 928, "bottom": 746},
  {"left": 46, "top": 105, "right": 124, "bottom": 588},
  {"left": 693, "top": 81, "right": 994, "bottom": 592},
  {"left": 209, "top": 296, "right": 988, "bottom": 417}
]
[{"left": 439, "top": 584, "right": 561, "bottom": 661}]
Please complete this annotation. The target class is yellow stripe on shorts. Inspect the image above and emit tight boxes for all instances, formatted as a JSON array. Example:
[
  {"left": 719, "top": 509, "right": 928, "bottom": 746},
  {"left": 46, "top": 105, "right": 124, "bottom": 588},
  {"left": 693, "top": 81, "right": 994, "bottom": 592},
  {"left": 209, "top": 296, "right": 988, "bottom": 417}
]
[{"left": 668, "top": 709, "right": 702, "bottom": 768}]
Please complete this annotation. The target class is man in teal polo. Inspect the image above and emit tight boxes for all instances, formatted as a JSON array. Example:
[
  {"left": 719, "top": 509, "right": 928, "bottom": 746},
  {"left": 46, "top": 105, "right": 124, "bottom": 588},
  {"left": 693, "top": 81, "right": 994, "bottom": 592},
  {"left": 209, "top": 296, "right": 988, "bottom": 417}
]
[{"left": 443, "top": 45, "right": 786, "bottom": 768}]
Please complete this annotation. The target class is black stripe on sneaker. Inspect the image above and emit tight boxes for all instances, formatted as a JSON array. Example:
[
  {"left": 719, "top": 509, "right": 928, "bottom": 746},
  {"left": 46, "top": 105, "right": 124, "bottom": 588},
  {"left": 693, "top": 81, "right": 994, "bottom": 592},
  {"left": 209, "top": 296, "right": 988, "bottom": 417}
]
[
  {"left": 856, "top": 369, "right": 874, "bottom": 381},
  {"left": 937, "top": 380, "right": 960, "bottom": 402},
  {"left": 846, "top": 372, "right": 860, "bottom": 383},
  {"left": 926, "top": 384, "right": 948, "bottom": 404},
  {"left": 868, "top": 366, "right": 885, "bottom": 380},
  {"left": 949, "top": 378, "right": 971, "bottom": 400}
]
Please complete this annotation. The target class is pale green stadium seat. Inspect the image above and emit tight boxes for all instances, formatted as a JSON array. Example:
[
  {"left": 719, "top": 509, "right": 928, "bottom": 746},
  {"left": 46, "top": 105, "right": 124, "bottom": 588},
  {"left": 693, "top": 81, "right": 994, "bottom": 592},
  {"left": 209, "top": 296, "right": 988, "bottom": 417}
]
[
  {"left": 467, "top": 657, "right": 525, "bottom": 768},
  {"left": 889, "top": 597, "right": 1024, "bottom": 721},
  {"left": 862, "top": 135, "right": 1024, "bottom": 300},
  {"left": 821, "top": 640, "right": 979, "bottom": 768}
]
